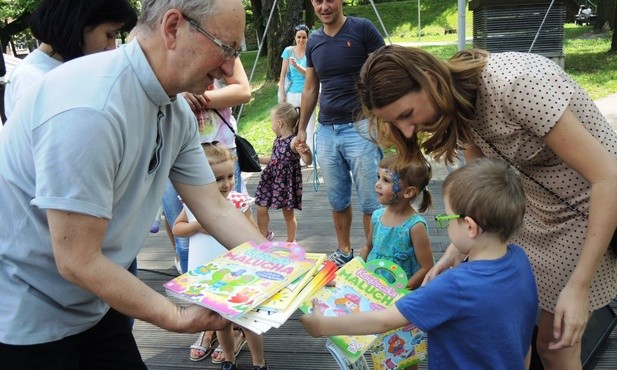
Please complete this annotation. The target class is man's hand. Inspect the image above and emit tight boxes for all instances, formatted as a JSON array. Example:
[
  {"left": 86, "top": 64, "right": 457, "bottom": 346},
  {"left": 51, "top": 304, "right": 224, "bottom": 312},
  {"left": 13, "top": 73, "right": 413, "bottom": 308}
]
[
  {"left": 175, "top": 305, "right": 231, "bottom": 333},
  {"left": 296, "top": 128, "right": 307, "bottom": 145}
]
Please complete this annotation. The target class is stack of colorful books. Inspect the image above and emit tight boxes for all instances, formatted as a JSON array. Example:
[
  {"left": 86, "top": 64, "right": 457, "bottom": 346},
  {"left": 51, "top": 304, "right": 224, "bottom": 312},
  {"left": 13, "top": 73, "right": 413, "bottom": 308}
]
[
  {"left": 163, "top": 241, "right": 337, "bottom": 334},
  {"left": 299, "top": 257, "right": 427, "bottom": 369}
]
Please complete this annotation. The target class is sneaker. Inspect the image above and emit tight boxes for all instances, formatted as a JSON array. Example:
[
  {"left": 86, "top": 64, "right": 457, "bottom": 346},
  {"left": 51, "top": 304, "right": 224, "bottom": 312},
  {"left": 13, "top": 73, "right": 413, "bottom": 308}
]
[
  {"left": 327, "top": 249, "right": 354, "bottom": 268},
  {"left": 251, "top": 364, "right": 268, "bottom": 370},
  {"left": 266, "top": 230, "right": 274, "bottom": 241},
  {"left": 221, "top": 361, "right": 238, "bottom": 370}
]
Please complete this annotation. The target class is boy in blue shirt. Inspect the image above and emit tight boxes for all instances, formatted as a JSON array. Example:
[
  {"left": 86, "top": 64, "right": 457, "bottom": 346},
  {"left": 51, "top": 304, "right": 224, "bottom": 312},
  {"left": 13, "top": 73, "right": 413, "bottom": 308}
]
[{"left": 301, "top": 158, "right": 538, "bottom": 370}]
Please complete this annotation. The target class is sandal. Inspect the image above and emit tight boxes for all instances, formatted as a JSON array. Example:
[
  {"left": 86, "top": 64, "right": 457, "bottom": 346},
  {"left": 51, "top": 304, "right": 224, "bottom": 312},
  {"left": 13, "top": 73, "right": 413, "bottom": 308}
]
[
  {"left": 211, "top": 328, "right": 247, "bottom": 364},
  {"left": 189, "top": 331, "right": 218, "bottom": 362}
]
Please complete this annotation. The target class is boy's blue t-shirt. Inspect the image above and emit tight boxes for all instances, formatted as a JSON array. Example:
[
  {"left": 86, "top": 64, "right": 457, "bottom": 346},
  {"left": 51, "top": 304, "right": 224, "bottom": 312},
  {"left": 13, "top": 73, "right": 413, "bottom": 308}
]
[{"left": 395, "top": 244, "right": 538, "bottom": 370}]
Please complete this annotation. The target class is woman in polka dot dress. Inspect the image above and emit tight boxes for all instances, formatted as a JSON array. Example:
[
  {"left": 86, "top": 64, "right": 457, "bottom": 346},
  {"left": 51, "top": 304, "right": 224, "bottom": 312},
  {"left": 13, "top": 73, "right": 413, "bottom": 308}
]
[
  {"left": 255, "top": 103, "right": 313, "bottom": 242},
  {"left": 357, "top": 45, "right": 617, "bottom": 369}
]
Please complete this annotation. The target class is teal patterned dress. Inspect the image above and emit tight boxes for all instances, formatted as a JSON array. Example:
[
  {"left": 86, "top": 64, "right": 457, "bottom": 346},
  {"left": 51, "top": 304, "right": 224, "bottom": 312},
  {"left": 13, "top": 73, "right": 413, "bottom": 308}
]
[{"left": 367, "top": 208, "right": 428, "bottom": 280}]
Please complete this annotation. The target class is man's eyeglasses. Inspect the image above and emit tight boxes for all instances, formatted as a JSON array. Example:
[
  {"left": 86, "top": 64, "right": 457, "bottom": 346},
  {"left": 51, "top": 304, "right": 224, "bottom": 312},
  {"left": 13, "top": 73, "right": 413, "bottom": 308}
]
[
  {"left": 182, "top": 14, "right": 240, "bottom": 61},
  {"left": 434, "top": 214, "right": 463, "bottom": 229}
]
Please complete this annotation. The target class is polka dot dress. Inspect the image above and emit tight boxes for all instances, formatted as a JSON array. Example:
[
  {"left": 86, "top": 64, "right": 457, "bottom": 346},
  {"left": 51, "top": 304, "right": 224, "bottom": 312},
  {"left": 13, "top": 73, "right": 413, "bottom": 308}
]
[{"left": 471, "top": 52, "right": 617, "bottom": 312}]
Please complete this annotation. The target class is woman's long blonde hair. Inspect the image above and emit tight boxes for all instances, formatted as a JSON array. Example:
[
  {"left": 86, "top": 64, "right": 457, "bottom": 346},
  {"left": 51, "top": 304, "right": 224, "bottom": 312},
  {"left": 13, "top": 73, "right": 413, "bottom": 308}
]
[{"left": 357, "top": 45, "right": 488, "bottom": 164}]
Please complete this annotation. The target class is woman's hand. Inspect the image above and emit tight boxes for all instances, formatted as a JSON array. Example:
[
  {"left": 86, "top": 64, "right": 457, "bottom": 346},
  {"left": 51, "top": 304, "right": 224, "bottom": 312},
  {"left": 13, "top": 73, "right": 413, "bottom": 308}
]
[
  {"left": 422, "top": 243, "right": 463, "bottom": 285},
  {"left": 181, "top": 92, "right": 211, "bottom": 111},
  {"left": 548, "top": 284, "right": 591, "bottom": 350},
  {"left": 289, "top": 57, "right": 297, "bottom": 68}
]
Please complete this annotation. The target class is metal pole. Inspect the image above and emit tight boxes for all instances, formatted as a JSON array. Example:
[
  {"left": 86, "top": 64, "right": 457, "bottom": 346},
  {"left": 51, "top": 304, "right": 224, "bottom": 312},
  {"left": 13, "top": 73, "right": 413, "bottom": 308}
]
[
  {"left": 236, "top": 0, "right": 278, "bottom": 124},
  {"left": 457, "top": 0, "right": 466, "bottom": 51},
  {"left": 368, "top": 0, "right": 391, "bottom": 44},
  {"left": 417, "top": 0, "right": 421, "bottom": 42},
  {"left": 529, "top": 0, "right": 555, "bottom": 53}
]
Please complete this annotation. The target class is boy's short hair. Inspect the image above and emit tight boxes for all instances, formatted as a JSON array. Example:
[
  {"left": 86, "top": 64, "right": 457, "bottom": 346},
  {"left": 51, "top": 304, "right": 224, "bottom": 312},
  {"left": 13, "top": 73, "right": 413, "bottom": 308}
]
[{"left": 443, "top": 158, "right": 525, "bottom": 241}]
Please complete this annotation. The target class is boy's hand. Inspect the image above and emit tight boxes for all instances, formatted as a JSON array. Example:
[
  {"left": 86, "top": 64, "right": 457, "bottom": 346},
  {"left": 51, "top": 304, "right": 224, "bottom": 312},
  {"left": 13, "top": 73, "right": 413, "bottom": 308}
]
[{"left": 299, "top": 299, "right": 325, "bottom": 337}]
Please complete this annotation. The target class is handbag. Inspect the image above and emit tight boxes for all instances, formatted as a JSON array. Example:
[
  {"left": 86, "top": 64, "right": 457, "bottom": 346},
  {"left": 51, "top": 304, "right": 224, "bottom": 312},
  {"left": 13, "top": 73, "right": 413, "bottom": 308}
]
[
  {"left": 478, "top": 131, "right": 617, "bottom": 256},
  {"left": 214, "top": 110, "right": 261, "bottom": 172}
]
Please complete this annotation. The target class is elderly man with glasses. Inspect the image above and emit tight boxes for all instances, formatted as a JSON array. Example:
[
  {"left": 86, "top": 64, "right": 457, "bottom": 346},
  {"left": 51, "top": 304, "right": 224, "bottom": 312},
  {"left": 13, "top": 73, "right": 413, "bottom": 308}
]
[{"left": 0, "top": 1, "right": 266, "bottom": 369}]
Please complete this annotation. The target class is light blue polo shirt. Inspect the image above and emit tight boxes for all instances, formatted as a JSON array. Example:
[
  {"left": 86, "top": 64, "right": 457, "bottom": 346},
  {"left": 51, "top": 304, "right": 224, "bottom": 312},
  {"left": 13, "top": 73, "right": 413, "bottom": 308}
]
[{"left": 0, "top": 40, "right": 214, "bottom": 345}]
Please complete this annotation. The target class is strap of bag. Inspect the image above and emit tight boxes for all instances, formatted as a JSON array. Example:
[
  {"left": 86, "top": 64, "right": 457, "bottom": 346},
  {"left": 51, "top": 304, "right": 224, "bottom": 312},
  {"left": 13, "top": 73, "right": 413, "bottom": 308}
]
[
  {"left": 214, "top": 109, "right": 236, "bottom": 136},
  {"left": 286, "top": 46, "right": 293, "bottom": 81},
  {"left": 474, "top": 128, "right": 588, "bottom": 220}
]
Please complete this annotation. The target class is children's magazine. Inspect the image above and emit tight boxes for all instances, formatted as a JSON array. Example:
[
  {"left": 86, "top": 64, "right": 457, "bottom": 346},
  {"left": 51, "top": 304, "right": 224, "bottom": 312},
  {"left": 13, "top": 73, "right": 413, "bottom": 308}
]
[
  {"left": 299, "top": 258, "right": 410, "bottom": 363},
  {"left": 164, "top": 241, "right": 314, "bottom": 319},
  {"left": 257, "top": 252, "right": 326, "bottom": 312}
]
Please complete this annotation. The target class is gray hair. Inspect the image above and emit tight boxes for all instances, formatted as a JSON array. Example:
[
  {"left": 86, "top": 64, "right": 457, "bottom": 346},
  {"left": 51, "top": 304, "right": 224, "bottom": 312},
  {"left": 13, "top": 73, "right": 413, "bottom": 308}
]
[{"left": 138, "top": 0, "right": 219, "bottom": 30}]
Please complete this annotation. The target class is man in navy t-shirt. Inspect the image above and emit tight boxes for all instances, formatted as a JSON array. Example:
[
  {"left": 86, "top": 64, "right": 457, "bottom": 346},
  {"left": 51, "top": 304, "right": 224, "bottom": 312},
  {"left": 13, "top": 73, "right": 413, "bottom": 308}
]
[{"left": 297, "top": 0, "right": 385, "bottom": 268}]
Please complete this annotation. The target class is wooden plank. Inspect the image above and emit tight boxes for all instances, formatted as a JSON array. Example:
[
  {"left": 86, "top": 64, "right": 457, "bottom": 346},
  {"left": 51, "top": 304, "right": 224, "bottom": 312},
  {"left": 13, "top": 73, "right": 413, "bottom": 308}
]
[{"left": 135, "top": 166, "right": 617, "bottom": 369}]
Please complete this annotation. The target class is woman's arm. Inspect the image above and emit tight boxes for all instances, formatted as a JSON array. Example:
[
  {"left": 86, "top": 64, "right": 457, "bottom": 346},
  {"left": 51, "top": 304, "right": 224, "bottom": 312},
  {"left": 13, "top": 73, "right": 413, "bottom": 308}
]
[
  {"left": 406, "top": 223, "right": 434, "bottom": 290},
  {"left": 422, "top": 243, "right": 467, "bottom": 285},
  {"left": 542, "top": 107, "right": 617, "bottom": 349},
  {"left": 181, "top": 59, "right": 250, "bottom": 111},
  {"left": 289, "top": 57, "right": 306, "bottom": 76}
]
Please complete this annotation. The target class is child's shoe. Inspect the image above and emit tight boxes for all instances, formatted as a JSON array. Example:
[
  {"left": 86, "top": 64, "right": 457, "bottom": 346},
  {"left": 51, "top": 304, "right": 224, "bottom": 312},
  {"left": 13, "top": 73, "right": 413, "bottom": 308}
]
[
  {"left": 250, "top": 363, "right": 268, "bottom": 370},
  {"left": 266, "top": 230, "right": 274, "bottom": 241},
  {"left": 327, "top": 249, "right": 354, "bottom": 268},
  {"left": 221, "top": 361, "right": 238, "bottom": 370}
]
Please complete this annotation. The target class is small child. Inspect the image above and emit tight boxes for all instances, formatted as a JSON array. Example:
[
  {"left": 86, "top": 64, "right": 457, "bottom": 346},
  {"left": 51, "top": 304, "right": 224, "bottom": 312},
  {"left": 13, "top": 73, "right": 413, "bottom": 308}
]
[
  {"left": 173, "top": 143, "right": 268, "bottom": 370},
  {"left": 254, "top": 102, "right": 312, "bottom": 242},
  {"left": 359, "top": 154, "right": 434, "bottom": 291},
  {"left": 301, "top": 158, "right": 539, "bottom": 370}
]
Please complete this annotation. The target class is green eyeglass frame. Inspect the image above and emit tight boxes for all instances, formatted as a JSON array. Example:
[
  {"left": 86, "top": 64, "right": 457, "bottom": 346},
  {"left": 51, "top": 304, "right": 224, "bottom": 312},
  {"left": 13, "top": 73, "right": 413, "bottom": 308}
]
[{"left": 434, "top": 214, "right": 464, "bottom": 229}]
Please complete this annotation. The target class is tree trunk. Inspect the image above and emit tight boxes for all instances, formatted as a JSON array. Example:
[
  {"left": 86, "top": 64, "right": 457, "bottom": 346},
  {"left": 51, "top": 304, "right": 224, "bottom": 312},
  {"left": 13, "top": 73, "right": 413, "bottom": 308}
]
[
  {"left": 266, "top": 0, "right": 304, "bottom": 81},
  {"left": 0, "top": 12, "right": 32, "bottom": 54},
  {"left": 250, "top": 0, "right": 266, "bottom": 50},
  {"left": 612, "top": 0, "right": 617, "bottom": 52},
  {"left": 305, "top": 0, "right": 315, "bottom": 28},
  {"left": 595, "top": 0, "right": 616, "bottom": 31}
]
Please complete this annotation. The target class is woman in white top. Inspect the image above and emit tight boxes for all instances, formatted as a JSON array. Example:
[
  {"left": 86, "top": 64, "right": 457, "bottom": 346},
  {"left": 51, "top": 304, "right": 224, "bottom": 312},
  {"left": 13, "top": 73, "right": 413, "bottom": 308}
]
[
  {"left": 278, "top": 24, "right": 316, "bottom": 165},
  {"left": 4, "top": 0, "right": 137, "bottom": 119}
]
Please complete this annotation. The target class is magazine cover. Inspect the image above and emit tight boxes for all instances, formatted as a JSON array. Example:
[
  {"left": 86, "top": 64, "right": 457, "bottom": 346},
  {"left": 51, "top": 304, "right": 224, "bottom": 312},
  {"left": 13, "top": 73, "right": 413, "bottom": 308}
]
[
  {"left": 163, "top": 241, "right": 313, "bottom": 318},
  {"left": 370, "top": 322, "right": 428, "bottom": 370},
  {"left": 257, "top": 252, "right": 326, "bottom": 312},
  {"left": 299, "top": 258, "right": 410, "bottom": 363},
  {"left": 245, "top": 260, "right": 337, "bottom": 328}
]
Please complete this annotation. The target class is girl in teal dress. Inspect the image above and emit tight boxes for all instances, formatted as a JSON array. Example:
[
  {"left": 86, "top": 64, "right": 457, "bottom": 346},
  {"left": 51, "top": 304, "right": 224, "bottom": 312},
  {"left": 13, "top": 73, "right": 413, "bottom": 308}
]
[{"left": 359, "top": 154, "right": 435, "bottom": 290}]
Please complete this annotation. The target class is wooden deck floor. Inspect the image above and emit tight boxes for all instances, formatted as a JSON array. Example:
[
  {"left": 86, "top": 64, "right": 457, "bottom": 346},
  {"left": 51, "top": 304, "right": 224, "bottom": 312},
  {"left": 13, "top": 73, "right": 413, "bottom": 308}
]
[{"left": 134, "top": 166, "right": 617, "bottom": 369}]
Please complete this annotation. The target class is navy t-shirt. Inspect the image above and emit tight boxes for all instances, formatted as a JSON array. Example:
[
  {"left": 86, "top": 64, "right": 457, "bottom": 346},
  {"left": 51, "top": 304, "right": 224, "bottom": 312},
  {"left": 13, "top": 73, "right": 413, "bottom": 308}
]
[{"left": 306, "top": 17, "right": 384, "bottom": 124}]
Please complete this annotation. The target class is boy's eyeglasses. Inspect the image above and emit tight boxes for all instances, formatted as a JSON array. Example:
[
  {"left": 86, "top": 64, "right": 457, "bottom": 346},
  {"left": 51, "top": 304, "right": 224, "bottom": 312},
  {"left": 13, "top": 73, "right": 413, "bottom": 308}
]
[
  {"left": 182, "top": 14, "right": 241, "bottom": 60},
  {"left": 434, "top": 214, "right": 464, "bottom": 229}
]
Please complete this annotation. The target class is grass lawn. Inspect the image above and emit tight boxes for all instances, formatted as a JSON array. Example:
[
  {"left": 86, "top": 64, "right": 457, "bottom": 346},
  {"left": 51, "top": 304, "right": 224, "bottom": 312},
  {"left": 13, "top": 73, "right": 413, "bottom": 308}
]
[{"left": 237, "top": 2, "right": 617, "bottom": 154}]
